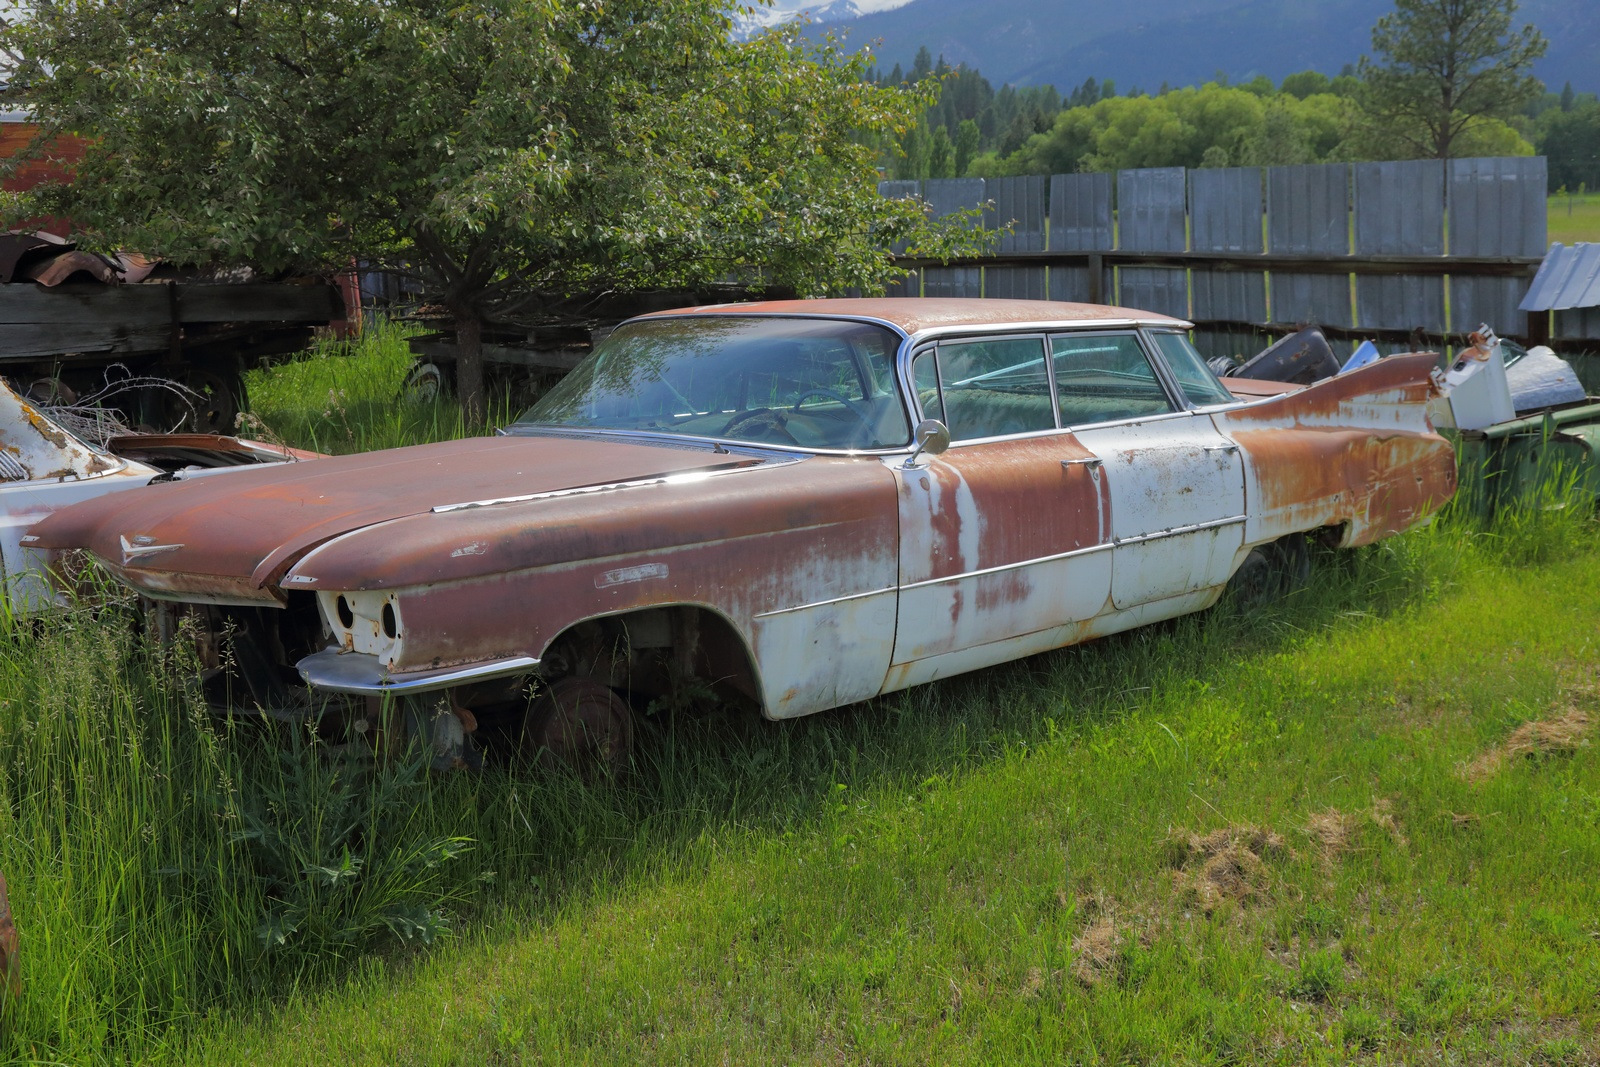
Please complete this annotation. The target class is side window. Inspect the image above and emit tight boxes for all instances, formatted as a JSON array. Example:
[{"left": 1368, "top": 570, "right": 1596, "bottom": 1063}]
[
  {"left": 934, "top": 336, "right": 1054, "bottom": 441},
  {"left": 912, "top": 349, "right": 944, "bottom": 424},
  {"left": 1148, "top": 331, "right": 1238, "bottom": 407},
  {"left": 1051, "top": 333, "right": 1175, "bottom": 427}
]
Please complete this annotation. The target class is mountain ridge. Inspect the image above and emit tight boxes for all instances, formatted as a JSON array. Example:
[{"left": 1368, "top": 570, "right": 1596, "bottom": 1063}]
[{"left": 810, "top": 0, "right": 1596, "bottom": 95}]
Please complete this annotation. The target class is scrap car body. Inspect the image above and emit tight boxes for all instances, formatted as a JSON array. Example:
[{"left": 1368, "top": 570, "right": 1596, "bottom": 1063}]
[
  {"left": 24, "top": 299, "right": 1457, "bottom": 756},
  {"left": 0, "top": 379, "right": 315, "bottom": 615}
]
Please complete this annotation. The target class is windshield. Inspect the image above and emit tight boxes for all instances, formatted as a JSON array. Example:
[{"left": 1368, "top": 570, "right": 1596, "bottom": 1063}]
[{"left": 511, "top": 316, "right": 912, "bottom": 450}]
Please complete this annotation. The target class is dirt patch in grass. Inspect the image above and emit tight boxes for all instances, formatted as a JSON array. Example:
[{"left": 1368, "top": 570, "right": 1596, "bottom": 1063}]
[
  {"left": 1303, "top": 800, "right": 1407, "bottom": 862},
  {"left": 1370, "top": 797, "right": 1407, "bottom": 848},
  {"left": 1464, "top": 707, "right": 1592, "bottom": 782},
  {"left": 1304, "top": 809, "right": 1358, "bottom": 861},
  {"left": 1167, "top": 826, "right": 1290, "bottom": 913},
  {"left": 1070, "top": 917, "right": 1121, "bottom": 986}
]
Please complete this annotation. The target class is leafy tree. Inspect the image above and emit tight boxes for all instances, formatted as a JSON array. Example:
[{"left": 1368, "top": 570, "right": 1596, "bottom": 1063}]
[
  {"left": 1239, "top": 100, "right": 1314, "bottom": 166},
  {"left": 954, "top": 120, "right": 981, "bottom": 177},
  {"left": 1280, "top": 71, "right": 1332, "bottom": 100},
  {"left": 928, "top": 125, "right": 955, "bottom": 179},
  {"left": 1356, "top": 0, "right": 1547, "bottom": 160},
  {"left": 2, "top": 1, "right": 968, "bottom": 423},
  {"left": 1541, "top": 101, "right": 1600, "bottom": 191}
]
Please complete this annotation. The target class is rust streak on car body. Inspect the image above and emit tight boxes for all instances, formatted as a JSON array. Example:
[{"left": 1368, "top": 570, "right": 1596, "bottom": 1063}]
[
  {"left": 291, "top": 455, "right": 897, "bottom": 677},
  {"left": 1217, "top": 351, "right": 1456, "bottom": 546},
  {"left": 25, "top": 434, "right": 765, "bottom": 594}
]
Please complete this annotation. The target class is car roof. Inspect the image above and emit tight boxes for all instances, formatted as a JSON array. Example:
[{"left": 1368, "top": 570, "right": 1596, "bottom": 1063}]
[{"left": 636, "top": 298, "right": 1192, "bottom": 337}]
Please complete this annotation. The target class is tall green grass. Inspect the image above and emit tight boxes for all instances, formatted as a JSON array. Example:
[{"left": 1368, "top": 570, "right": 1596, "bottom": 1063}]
[
  {"left": 0, "top": 326, "right": 1594, "bottom": 1063},
  {"left": 241, "top": 320, "right": 517, "bottom": 455}
]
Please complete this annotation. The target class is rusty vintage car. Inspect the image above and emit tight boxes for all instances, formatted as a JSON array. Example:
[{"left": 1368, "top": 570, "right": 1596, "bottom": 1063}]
[{"left": 23, "top": 299, "right": 1457, "bottom": 767}]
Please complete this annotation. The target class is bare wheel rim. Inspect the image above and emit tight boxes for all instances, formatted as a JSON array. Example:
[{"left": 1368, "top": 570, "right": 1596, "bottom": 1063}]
[{"left": 523, "top": 676, "right": 634, "bottom": 775}]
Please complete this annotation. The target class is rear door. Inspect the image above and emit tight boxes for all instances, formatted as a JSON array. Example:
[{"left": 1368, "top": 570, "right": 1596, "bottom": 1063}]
[{"left": 1053, "top": 331, "right": 1246, "bottom": 609}]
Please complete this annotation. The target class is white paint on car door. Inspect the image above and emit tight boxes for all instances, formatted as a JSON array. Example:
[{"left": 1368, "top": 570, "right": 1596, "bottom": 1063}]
[{"left": 1072, "top": 414, "right": 1246, "bottom": 609}]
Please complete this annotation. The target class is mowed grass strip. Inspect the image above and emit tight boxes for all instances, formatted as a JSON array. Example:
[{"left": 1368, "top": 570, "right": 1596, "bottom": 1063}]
[
  {"left": 175, "top": 544, "right": 1600, "bottom": 1065},
  {"left": 1548, "top": 192, "right": 1600, "bottom": 247}
]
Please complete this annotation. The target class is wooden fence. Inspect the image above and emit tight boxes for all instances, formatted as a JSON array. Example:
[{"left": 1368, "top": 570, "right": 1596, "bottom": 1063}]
[{"left": 880, "top": 157, "right": 1579, "bottom": 361}]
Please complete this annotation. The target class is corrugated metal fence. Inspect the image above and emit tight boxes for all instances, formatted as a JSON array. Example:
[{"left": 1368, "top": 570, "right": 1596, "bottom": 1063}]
[{"left": 881, "top": 157, "right": 1578, "bottom": 361}]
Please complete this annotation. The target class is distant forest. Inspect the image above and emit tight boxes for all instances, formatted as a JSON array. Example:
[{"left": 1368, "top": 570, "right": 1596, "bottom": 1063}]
[{"left": 871, "top": 47, "right": 1600, "bottom": 191}]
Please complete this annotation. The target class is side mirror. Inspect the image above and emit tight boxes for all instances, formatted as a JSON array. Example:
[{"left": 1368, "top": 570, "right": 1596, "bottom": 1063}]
[{"left": 903, "top": 418, "right": 950, "bottom": 468}]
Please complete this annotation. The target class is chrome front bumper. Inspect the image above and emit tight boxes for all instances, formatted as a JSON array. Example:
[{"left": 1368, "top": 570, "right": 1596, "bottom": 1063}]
[{"left": 295, "top": 648, "right": 540, "bottom": 695}]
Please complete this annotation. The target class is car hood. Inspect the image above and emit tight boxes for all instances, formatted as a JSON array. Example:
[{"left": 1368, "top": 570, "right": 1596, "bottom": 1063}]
[{"left": 25, "top": 432, "right": 772, "bottom": 597}]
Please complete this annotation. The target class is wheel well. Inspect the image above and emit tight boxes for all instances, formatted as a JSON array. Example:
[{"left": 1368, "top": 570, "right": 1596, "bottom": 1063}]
[{"left": 536, "top": 606, "right": 764, "bottom": 714}]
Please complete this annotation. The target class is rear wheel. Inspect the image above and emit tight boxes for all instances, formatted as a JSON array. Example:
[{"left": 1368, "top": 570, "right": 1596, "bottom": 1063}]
[
  {"left": 521, "top": 676, "right": 634, "bottom": 776},
  {"left": 1227, "top": 533, "right": 1311, "bottom": 609}
]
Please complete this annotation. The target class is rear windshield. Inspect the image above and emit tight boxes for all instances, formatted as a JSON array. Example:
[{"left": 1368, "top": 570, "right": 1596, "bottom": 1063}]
[{"left": 511, "top": 316, "right": 911, "bottom": 450}]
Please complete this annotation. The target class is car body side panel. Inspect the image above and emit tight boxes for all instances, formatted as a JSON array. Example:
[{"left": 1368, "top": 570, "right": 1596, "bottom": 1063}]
[
  {"left": 891, "top": 434, "right": 1112, "bottom": 664},
  {"left": 1214, "top": 351, "right": 1457, "bottom": 547},
  {"left": 1073, "top": 414, "right": 1246, "bottom": 610},
  {"left": 288, "top": 456, "right": 902, "bottom": 719},
  {"left": 881, "top": 586, "right": 1220, "bottom": 693}
]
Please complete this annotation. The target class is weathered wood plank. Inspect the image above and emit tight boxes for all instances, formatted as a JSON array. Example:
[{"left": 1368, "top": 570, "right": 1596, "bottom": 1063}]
[{"left": 0, "top": 321, "right": 170, "bottom": 360}]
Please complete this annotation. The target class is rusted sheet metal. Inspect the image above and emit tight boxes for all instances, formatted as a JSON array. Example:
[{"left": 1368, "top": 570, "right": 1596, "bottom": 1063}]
[
  {"left": 646, "top": 297, "right": 1189, "bottom": 334},
  {"left": 26, "top": 300, "right": 1460, "bottom": 729},
  {"left": 1220, "top": 377, "right": 1302, "bottom": 399},
  {"left": 23, "top": 248, "right": 122, "bottom": 286},
  {"left": 892, "top": 434, "right": 1111, "bottom": 663},
  {"left": 2, "top": 378, "right": 324, "bottom": 613},
  {"left": 24, "top": 435, "right": 757, "bottom": 594},
  {"left": 1075, "top": 415, "right": 1246, "bottom": 611},
  {"left": 1216, "top": 351, "right": 1456, "bottom": 546},
  {"left": 0, "top": 378, "right": 120, "bottom": 482},
  {"left": 106, "top": 433, "right": 322, "bottom": 465},
  {"left": 291, "top": 455, "right": 901, "bottom": 718}
]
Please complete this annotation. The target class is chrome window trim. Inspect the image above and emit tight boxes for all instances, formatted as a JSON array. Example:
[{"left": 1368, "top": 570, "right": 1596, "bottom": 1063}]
[
  {"left": 916, "top": 332, "right": 1056, "bottom": 442},
  {"left": 514, "top": 311, "right": 1209, "bottom": 459},
  {"left": 1139, "top": 327, "right": 1243, "bottom": 412},
  {"left": 1047, "top": 327, "right": 1186, "bottom": 426}
]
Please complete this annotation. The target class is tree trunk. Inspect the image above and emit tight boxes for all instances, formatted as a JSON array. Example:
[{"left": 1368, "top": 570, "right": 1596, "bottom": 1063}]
[{"left": 454, "top": 307, "right": 486, "bottom": 428}]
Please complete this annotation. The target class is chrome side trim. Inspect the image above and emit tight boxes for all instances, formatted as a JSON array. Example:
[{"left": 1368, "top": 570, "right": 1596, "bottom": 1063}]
[
  {"left": 752, "top": 585, "right": 898, "bottom": 620},
  {"left": 1112, "top": 514, "right": 1246, "bottom": 546},
  {"left": 431, "top": 458, "right": 800, "bottom": 514},
  {"left": 900, "top": 540, "right": 1113, "bottom": 592},
  {"left": 296, "top": 648, "right": 540, "bottom": 695},
  {"left": 890, "top": 514, "right": 1247, "bottom": 595}
]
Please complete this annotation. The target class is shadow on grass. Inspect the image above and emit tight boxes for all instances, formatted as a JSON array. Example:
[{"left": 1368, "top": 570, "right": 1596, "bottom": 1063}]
[{"left": 3, "top": 450, "right": 1591, "bottom": 1060}]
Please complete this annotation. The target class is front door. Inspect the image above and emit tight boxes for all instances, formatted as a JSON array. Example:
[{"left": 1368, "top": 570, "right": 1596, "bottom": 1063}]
[{"left": 889, "top": 335, "right": 1113, "bottom": 680}]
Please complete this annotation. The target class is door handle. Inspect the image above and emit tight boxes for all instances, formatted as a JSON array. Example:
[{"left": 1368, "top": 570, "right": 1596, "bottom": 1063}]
[
  {"left": 1203, "top": 443, "right": 1240, "bottom": 454},
  {"left": 1062, "top": 457, "right": 1103, "bottom": 469}
]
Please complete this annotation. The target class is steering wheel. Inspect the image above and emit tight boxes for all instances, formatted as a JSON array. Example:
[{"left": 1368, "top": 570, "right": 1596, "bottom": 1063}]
[
  {"left": 720, "top": 407, "right": 802, "bottom": 445},
  {"left": 789, "top": 388, "right": 875, "bottom": 431}
]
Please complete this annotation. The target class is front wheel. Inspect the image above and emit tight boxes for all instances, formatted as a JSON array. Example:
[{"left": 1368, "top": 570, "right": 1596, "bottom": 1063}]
[{"left": 521, "top": 676, "right": 634, "bottom": 776}]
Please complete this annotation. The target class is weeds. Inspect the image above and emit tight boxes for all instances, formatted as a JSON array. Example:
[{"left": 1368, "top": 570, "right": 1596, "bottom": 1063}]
[{"left": 0, "top": 323, "right": 1596, "bottom": 1063}]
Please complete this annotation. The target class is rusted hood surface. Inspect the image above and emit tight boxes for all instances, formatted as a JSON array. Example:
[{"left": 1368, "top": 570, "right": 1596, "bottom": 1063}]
[{"left": 26, "top": 433, "right": 763, "bottom": 590}]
